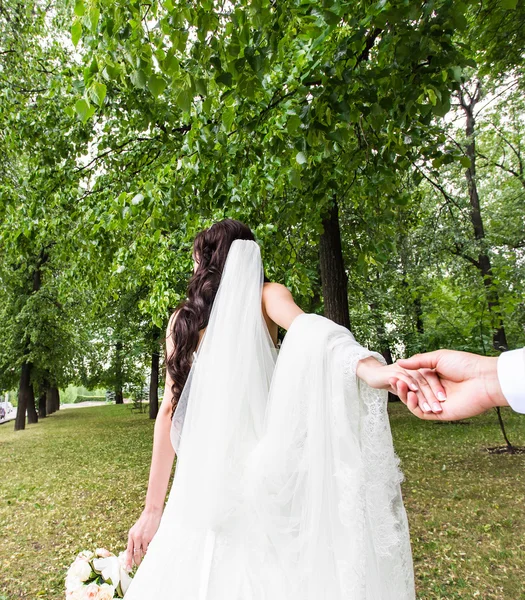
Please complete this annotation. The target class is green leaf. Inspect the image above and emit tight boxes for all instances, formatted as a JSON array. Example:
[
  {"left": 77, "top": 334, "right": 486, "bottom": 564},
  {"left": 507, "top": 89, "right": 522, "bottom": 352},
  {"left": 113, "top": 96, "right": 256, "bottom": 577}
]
[
  {"left": 426, "top": 88, "right": 437, "bottom": 106},
  {"left": 287, "top": 115, "right": 301, "bottom": 135},
  {"left": 288, "top": 168, "right": 301, "bottom": 187},
  {"left": 148, "top": 75, "right": 167, "bottom": 98},
  {"left": 322, "top": 10, "right": 340, "bottom": 25},
  {"left": 102, "top": 63, "right": 120, "bottom": 81},
  {"left": 74, "top": 99, "right": 95, "bottom": 123},
  {"left": 459, "top": 155, "right": 471, "bottom": 169},
  {"left": 176, "top": 88, "right": 191, "bottom": 113},
  {"left": 74, "top": 0, "right": 85, "bottom": 16},
  {"left": 163, "top": 52, "right": 180, "bottom": 76},
  {"left": 91, "top": 82, "right": 107, "bottom": 107},
  {"left": 195, "top": 78, "right": 207, "bottom": 96},
  {"left": 501, "top": 0, "right": 517, "bottom": 8},
  {"left": 432, "top": 97, "right": 451, "bottom": 117},
  {"left": 71, "top": 20, "right": 82, "bottom": 47},
  {"left": 222, "top": 107, "right": 235, "bottom": 132},
  {"left": 215, "top": 72, "right": 233, "bottom": 87},
  {"left": 296, "top": 152, "right": 307, "bottom": 165},
  {"left": 450, "top": 66, "right": 462, "bottom": 82},
  {"left": 131, "top": 194, "right": 144, "bottom": 205},
  {"left": 130, "top": 70, "right": 147, "bottom": 89},
  {"left": 89, "top": 7, "right": 100, "bottom": 32}
]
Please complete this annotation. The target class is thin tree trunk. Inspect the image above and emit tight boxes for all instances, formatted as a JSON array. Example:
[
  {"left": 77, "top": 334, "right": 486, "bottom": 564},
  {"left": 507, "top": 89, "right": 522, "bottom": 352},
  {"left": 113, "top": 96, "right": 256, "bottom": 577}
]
[
  {"left": 460, "top": 83, "right": 508, "bottom": 353},
  {"left": 115, "top": 340, "right": 124, "bottom": 404},
  {"left": 413, "top": 295, "right": 424, "bottom": 335},
  {"left": 319, "top": 196, "right": 351, "bottom": 328},
  {"left": 460, "top": 82, "right": 512, "bottom": 449},
  {"left": 149, "top": 353, "right": 160, "bottom": 419},
  {"left": 495, "top": 407, "right": 514, "bottom": 452}
]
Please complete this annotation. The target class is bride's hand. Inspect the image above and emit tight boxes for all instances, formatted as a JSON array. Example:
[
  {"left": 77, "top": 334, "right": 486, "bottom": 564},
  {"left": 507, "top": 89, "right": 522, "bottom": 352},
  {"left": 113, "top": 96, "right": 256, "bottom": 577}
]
[
  {"left": 356, "top": 357, "right": 446, "bottom": 414},
  {"left": 125, "top": 507, "right": 163, "bottom": 570}
]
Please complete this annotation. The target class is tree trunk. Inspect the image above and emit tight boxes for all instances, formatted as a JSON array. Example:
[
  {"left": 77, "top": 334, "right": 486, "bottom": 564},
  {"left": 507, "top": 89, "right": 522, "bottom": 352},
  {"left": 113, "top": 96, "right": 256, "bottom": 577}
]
[
  {"left": 495, "top": 407, "right": 514, "bottom": 452},
  {"left": 46, "top": 387, "right": 54, "bottom": 414},
  {"left": 15, "top": 361, "right": 34, "bottom": 430},
  {"left": 47, "top": 386, "right": 60, "bottom": 413},
  {"left": 115, "top": 340, "right": 124, "bottom": 404},
  {"left": 149, "top": 327, "right": 160, "bottom": 419},
  {"left": 15, "top": 248, "right": 49, "bottom": 430},
  {"left": 413, "top": 295, "right": 424, "bottom": 335},
  {"left": 461, "top": 83, "right": 508, "bottom": 353},
  {"left": 319, "top": 196, "right": 351, "bottom": 328},
  {"left": 54, "top": 387, "right": 60, "bottom": 411},
  {"left": 460, "top": 82, "right": 512, "bottom": 449},
  {"left": 38, "top": 390, "right": 47, "bottom": 419},
  {"left": 149, "top": 350, "right": 160, "bottom": 419}
]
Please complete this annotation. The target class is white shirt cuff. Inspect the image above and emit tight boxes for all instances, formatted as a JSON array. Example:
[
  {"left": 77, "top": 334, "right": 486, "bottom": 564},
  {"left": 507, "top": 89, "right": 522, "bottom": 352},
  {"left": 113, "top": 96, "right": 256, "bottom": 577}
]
[{"left": 497, "top": 348, "right": 525, "bottom": 414}]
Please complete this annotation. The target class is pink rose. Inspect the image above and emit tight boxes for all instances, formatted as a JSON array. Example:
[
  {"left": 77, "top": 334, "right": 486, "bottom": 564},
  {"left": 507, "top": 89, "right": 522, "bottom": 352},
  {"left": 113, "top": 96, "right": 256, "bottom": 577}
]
[{"left": 84, "top": 583, "right": 100, "bottom": 599}]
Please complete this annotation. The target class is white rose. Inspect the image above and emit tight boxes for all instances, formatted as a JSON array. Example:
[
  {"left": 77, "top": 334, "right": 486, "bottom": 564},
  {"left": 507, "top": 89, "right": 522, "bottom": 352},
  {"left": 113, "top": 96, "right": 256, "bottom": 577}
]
[
  {"left": 68, "top": 558, "right": 93, "bottom": 582},
  {"left": 65, "top": 573, "right": 85, "bottom": 595},
  {"left": 95, "top": 548, "right": 113, "bottom": 558},
  {"left": 77, "top": 549, "right": 94, "bottom": 560},
  {"left": 96, "top": 583, "right": 115, "bottom": 600}
]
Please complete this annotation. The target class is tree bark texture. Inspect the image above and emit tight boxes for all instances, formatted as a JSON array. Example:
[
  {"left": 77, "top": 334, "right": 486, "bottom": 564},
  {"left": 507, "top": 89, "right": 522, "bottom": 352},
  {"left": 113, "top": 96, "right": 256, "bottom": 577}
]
[{"left": 319, "top": 197, "right": 351, "bottom": 329}]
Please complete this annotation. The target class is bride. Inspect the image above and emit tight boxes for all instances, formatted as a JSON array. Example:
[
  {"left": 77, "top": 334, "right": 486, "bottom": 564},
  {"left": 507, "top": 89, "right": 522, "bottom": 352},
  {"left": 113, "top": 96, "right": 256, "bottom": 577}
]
[{"left": 122, "top": 219, "right": 443, "bottom": 599}]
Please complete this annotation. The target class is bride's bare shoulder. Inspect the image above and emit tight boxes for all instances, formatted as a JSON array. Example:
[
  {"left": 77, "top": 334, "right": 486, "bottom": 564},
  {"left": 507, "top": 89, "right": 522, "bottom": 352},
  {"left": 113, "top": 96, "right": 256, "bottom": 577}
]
[{"left": 262, "top": 282, "right": 304, "bottom": 330}]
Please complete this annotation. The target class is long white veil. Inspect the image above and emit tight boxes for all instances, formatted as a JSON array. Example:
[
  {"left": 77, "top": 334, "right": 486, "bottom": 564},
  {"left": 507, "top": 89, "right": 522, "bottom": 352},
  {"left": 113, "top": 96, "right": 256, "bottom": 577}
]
[
  {"left": 124, "top": 238, "right": 414, "bottom": 600},
  {"left": 169, "top": 238, "right": 278, "bottom": 529}
]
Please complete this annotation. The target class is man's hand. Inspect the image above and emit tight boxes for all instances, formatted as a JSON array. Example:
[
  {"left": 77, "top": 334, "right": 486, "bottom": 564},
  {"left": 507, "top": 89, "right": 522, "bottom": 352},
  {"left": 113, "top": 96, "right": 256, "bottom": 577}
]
[{"left": 394, "top": 350, "right": 508, "bottom": 420}]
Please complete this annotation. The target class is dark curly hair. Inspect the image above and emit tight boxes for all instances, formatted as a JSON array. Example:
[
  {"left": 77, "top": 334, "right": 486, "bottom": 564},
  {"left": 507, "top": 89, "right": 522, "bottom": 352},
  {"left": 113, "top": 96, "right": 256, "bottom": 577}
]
[{"left": 166, "top": 218, "right": 270, "bottom": 420}]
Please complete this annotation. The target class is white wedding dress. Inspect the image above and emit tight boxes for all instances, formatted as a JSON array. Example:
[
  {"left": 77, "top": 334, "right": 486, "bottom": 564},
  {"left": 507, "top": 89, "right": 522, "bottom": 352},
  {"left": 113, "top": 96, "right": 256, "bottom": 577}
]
[{"left": 124, "top": 239, "right": 415, "bottom": 599}]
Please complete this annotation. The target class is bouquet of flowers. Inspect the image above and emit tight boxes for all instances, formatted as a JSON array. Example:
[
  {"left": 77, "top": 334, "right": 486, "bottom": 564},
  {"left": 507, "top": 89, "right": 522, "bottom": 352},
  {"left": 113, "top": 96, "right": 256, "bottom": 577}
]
[{"left": 65, "top": 548, "right": 134, "bottom": 599}]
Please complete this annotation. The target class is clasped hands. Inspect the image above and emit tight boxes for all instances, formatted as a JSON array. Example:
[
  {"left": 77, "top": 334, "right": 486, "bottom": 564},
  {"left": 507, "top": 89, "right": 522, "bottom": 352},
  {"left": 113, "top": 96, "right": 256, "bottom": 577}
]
[{"left": 357, "top": 350, "right": 507, "bottom": 421}]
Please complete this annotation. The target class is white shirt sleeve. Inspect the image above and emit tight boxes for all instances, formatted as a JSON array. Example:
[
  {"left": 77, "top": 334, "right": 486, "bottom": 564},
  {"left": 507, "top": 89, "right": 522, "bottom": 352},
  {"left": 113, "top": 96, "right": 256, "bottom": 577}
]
[{"left": 497, "top": 348, "right": 525, "bottom": 414}]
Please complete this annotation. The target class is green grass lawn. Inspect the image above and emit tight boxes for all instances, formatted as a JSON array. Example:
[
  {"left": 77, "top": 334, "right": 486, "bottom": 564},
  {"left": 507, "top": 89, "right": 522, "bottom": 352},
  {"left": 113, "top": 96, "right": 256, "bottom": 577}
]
[{"left": 0, "top": 403, "right": 523, "bottom": 599}]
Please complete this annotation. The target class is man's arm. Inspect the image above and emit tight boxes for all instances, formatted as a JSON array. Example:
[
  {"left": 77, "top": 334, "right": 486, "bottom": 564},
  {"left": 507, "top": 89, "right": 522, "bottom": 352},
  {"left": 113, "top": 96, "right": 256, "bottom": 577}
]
[{"left": 396, "top": 349, "right": 525, "bottom": 420}]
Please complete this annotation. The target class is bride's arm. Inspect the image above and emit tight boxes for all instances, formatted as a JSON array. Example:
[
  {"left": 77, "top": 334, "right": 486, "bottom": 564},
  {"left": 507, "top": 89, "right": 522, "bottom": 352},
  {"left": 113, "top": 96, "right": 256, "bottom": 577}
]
[
  {"left": 125, "top": 312, "right": 177, "bottom": 569},
  {"left": 262, "top": 283, "right": 444, "bottom": 414},
  {"left": 143, "top": 313, "right": 177, "bottom": 513},
  {"left": 262, "top": 282, "right": 304, "bottom": 330}
]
